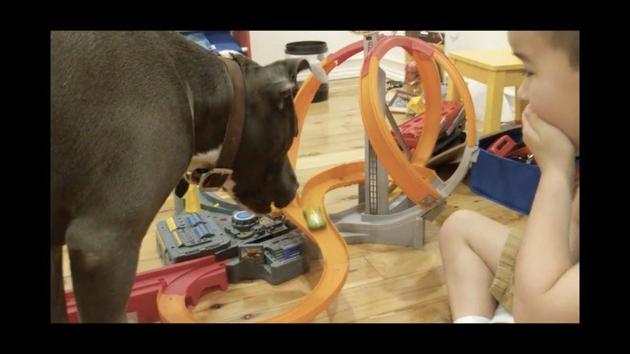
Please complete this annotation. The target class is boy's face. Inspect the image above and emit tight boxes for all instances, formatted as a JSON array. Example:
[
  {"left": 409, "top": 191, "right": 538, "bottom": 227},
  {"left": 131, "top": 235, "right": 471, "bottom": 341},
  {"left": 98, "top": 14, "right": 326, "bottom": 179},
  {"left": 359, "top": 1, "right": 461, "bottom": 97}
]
[{"left": 508, "top": 31, "right": 579, "bottom": 150}]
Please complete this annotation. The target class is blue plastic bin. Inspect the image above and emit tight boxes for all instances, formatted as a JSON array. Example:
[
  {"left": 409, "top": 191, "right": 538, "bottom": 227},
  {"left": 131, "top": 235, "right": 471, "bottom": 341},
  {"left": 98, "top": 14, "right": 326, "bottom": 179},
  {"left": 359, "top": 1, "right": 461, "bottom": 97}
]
[{"left": 470, "top": 127, "right": 540, "bottom": 215}]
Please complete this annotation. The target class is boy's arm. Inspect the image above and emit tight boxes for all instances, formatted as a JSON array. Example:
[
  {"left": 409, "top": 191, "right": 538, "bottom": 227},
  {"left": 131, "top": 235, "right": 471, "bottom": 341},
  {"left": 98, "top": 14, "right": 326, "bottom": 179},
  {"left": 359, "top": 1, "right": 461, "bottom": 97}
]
[
  {"left": 512, "top": 170, "right": 579, "bottom": 322},
  {"left": 514, "top": 263, "right": 579, "bottom": 322},
  {"left": 513, "top": 107, "right": 579, "bottom": 322},
  {"left": 568, "top": 189, "right": 580, "bottom": 264}
]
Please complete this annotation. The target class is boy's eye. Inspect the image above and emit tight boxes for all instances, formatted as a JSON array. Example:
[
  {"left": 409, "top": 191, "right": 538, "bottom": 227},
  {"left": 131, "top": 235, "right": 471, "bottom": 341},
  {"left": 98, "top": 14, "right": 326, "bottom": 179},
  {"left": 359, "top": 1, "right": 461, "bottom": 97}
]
[{"left": 524, "top": 70, "right": 534, "bottom": 77}]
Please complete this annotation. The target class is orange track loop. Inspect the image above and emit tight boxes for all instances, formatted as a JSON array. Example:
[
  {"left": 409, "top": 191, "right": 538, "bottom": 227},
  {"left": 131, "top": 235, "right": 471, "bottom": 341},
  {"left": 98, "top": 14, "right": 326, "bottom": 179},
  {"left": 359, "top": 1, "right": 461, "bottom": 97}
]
[
  {"left": 360, "top": 37, "right": 476, "bottom": 207},
  {"left": 261, "top": 162, "right": 364, "bottom": 322},
  {"left": 157, "top": 36, "right": 475, "bottom": 323},
  {"left": 432, "top": 49, "right": 477, "bottom": 147},
  {"left": 157, "top": 163, "right": 363, "bottom": 323},
  {"left": 158, "top": 41, "right": 364, "bottom": 323}
]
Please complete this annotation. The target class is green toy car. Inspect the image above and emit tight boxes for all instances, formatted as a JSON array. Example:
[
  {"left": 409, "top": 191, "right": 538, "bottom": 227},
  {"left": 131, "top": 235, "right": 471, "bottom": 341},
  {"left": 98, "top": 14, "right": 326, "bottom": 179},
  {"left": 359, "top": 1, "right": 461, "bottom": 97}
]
[{"left": 303, "top": 206, "right": 326, "bottom": 230}]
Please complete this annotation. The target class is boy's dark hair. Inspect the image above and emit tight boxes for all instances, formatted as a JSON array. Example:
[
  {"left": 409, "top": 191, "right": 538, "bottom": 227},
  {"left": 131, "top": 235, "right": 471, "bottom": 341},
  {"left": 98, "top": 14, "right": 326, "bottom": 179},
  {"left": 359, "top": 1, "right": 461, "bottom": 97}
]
[{"left": 545, "top": 31, "right": 579, "bottom": 70}]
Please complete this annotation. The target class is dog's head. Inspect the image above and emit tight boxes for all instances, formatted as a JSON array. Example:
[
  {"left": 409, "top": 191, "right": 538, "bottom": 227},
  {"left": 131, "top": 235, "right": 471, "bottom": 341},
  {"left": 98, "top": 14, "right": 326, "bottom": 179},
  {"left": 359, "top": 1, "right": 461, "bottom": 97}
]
[
  {"left": 180, "top": 55, "right": 319, "bottom": 214},
  {"left": 228, "top": 55, "right": 310, "bottom": 214}
]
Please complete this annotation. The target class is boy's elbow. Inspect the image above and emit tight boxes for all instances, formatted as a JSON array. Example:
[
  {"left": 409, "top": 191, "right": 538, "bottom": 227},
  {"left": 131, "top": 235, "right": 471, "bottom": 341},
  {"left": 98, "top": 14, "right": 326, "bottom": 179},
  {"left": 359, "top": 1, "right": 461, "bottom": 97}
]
[
  {"left": 512, "top": 295, "right": 535, "bottom": 323},
  {"left": 512, "top": 265, "right": 580, "bottom": 323},
  {"left": 512, "top": 283, "right": 550, "bottom": 322},
  {"left": 512, "top": 291, "right": 579, "bottom": 323}
]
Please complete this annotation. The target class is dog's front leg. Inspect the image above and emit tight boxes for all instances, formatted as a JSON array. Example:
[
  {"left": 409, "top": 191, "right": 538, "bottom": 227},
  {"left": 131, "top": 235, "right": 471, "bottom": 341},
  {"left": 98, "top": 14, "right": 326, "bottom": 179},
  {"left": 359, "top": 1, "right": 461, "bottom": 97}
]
[
  {"left": 51, "top": 244, "right": 67, "bottom": 323},
  {"left": 66, "top": 217, "right": 144, "bottom": 323}
]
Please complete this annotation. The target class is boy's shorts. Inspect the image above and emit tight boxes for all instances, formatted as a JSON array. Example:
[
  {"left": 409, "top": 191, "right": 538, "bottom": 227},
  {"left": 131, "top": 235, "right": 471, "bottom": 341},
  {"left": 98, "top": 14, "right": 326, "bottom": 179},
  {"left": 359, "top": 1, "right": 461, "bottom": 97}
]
[{"left": 490, "top": 230, "right": 523, "bottom": 313}]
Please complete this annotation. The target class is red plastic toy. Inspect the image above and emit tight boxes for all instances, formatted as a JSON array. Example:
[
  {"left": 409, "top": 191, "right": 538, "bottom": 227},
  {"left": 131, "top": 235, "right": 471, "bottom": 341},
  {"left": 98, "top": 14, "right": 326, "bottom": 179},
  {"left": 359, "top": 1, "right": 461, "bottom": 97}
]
[
  {"left": 65, "top": 255, "right": 229, "bottom": 323},
  {"left": 392, "top": 100, "right": 464, "bottom": 152},
  {"left": 487, "top": 135, "right": 517, "bottom": 157},
  {"left": 487, "top": 134, "right": 535, "bottom": 164}
]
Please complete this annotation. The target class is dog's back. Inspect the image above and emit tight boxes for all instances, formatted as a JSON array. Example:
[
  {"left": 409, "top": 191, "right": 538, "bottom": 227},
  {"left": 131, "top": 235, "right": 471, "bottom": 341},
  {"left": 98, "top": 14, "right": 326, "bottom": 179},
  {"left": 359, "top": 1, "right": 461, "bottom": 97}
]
[
  {"left": 51, "top": 31, "right": 303, "bottom": 322},
  {"left": 52, "top": 32, "right": 206, "bottom": 230},
  {"left": 51, "top": 31, "right": 214, "bottom": 322}
]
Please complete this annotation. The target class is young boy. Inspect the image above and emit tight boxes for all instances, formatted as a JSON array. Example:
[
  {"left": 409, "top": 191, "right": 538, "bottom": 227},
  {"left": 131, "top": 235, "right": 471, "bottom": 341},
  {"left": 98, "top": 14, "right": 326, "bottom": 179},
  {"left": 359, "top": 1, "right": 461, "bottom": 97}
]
[{"left": 439, "top": 31, "right": 579, "bottom": 323}]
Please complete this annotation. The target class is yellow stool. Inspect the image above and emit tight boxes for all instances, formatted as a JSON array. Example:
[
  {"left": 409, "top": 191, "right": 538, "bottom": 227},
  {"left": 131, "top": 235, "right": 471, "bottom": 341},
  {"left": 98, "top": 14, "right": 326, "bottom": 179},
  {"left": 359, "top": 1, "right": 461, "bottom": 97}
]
[{"left": 446, "top": 49, "right": 527, "bottom": 134}]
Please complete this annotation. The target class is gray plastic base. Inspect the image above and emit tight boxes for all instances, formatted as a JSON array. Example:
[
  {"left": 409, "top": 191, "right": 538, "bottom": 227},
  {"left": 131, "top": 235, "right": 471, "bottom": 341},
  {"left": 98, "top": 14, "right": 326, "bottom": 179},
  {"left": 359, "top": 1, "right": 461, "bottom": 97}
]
[
  {"left": 163, "top": 191, "right": 320, "bottom": 287},
  {"left": 156, "top": 212, "right": 234, "bottom": 264},
  {"left": 225, "top": 230, "right": 316, "bottom": 285},
  {"left": 344, "top": 33, "right": 437, "bottom": 250},
  {"left": 330, "top": 191, "right": 445, "bottom": 250}
]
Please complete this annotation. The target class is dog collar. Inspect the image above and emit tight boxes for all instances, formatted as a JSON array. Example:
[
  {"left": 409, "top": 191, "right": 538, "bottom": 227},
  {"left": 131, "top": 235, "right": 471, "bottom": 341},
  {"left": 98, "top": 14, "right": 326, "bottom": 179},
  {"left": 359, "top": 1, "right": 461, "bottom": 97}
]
[{"left": 198, "top": 53, "right": 246, "bottom": 191}]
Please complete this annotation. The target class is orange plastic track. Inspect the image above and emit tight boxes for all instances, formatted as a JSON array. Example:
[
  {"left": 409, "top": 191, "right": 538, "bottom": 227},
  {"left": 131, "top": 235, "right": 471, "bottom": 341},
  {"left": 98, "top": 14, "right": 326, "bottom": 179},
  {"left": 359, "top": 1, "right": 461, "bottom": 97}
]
[
  {"left": 158, "top": 40, "right": 364, "bottom": 323},
  {"left": 157, "top": 162, "right": 362, "bottom": 323},
  {"left": 157, "top": 36, "right": 475, "bottom": 323}
]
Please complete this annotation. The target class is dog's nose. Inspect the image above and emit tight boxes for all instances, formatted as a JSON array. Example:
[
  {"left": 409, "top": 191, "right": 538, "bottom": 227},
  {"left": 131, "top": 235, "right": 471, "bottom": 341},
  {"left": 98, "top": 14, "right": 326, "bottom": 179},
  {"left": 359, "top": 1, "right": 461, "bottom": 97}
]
[
  {"left": 274, "top": 198, "right": 292, "bottom": 209},
  {"left": 274, "top": 186, "right": 298, "bottom": 209}
]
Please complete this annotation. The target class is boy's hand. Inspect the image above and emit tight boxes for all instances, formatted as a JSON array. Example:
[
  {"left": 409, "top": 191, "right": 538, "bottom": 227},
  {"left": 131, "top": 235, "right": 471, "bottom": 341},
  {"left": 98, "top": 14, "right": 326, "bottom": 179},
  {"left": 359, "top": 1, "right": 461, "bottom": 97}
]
[{"left": 521, "top": 105, "right": 575, "bottom": 180}]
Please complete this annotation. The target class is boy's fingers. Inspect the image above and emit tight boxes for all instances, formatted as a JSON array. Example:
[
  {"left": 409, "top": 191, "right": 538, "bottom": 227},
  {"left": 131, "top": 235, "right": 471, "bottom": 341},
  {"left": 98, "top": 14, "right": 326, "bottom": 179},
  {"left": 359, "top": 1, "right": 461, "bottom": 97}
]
[
  {"left": 521, "top": 115, "right": 539, "bottom": 146},
  {"left": 524, "top": 110, "right": 544, "bottom": 137}
]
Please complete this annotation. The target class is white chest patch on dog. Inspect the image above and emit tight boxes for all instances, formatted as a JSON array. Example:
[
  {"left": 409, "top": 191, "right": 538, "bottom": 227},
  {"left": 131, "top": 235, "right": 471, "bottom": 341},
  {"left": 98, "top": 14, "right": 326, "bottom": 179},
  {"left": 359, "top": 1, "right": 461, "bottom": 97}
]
[
  {"left": 222, "top": 177, "right": 236, "bottom": 195},
  {"left": 188, "top": 145, "right": 223, "bottom": 171}
]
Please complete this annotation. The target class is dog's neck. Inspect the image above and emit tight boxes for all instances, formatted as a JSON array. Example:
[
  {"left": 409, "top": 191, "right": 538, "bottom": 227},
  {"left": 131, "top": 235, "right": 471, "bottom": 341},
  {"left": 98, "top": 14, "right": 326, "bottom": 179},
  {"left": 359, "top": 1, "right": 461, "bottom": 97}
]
[
  {"left": 166, "top": 44, "right": 239, "bottom": 158},
  {"left": 162, "top": 32, "right": 249, "bottom": 183},
  {"left": 186, "top": 57, "right": 235, "bottom": 156},
  {"left": 179, "top": 53, "right": 247, "bottom": 187}
]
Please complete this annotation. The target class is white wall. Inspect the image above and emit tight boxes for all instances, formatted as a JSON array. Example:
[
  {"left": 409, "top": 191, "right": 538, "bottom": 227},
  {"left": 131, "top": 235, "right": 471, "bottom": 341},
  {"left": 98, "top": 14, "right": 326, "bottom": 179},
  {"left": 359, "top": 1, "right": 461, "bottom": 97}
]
[
  {"left": 250, "top": 31, "right": 357, "bottom": 66},
  {"left": 250, "top": 31, "right": 511, "bottom": 81},
  {"left": 250, "top": 31, "right": 517, "bottom": 122},
  {"left": 443, "top": 31, "right": 510, "bottom": 52},
  {"left": 442, "top": 31, "right": 515, "bottom": 122},
  {"left": 250, "top": 31, "right": 406, "bottom": 81}
]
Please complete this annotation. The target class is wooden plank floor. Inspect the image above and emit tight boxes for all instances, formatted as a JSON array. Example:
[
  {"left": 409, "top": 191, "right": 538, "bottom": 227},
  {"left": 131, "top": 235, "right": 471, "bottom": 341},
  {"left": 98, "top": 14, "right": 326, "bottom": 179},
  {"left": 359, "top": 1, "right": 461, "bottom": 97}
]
[{"left": 61, "top": 78, "right": 527, "bottom": 323}]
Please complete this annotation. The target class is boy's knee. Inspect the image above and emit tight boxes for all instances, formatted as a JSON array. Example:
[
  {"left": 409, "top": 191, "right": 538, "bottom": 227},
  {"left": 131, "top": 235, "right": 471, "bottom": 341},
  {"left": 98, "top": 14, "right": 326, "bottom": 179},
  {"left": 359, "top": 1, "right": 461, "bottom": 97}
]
[{"left": 439, "top": 209, "right": 479, "bottom": 246}]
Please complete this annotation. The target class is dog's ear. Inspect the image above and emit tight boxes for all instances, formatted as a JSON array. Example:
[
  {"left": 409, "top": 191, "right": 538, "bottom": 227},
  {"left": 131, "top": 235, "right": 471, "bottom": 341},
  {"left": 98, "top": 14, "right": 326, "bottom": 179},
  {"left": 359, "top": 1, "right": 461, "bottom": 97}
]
[
  {"left": 284, "top": 58, "right": 312, "bottom": 84},
  {"left": 269, "top": 81, "right": 294, "bottom": 111},
  {"left": 266, "top": 59, "right": 311, "bottom": 111}
]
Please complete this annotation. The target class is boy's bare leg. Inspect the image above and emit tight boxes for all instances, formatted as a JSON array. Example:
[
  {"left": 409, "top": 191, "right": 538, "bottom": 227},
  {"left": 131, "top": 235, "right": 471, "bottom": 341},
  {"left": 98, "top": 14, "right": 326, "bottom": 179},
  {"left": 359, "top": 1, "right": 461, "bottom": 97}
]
[{"left": 439, "top": 210, "right": 511, "bottom": 321}]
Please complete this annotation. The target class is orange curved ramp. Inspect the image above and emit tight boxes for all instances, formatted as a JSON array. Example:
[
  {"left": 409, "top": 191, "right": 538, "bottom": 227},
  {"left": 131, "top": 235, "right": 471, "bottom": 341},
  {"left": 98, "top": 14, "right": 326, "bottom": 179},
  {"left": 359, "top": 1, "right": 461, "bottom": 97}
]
[
  {"left": 157, "top": 162, "right": 364, "bottom": 323},
  {"left": 288, "top": 40, "right": 364, "bottom": 168},
  {"left": 261, "top": 162, "right": 364, "bottom": 322},
  {"left": 158, "top": 42, "right": 366, "bottom": 323},
  {"left": 261, "top": 41, "right": 366, "bottom": 322},
  {"left": 157, "top": 36, "right": 476, "bottom": 323},
  {"left": 265, "top": 37, "right": 476, "bottom": 322}
]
